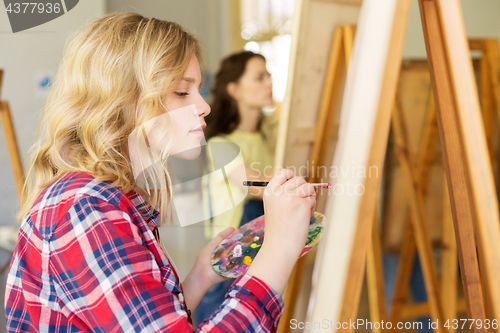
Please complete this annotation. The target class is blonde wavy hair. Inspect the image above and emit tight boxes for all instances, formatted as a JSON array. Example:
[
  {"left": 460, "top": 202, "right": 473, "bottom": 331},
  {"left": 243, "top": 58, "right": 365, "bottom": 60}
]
[{"left": 17, "top": 12, "right": 203, "bottom": 225}]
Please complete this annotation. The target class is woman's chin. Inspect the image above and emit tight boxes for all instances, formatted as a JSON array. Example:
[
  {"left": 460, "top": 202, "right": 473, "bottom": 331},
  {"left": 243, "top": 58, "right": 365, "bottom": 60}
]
[{"left": 263, "top": 99, "right": 274, "bottom": 108}]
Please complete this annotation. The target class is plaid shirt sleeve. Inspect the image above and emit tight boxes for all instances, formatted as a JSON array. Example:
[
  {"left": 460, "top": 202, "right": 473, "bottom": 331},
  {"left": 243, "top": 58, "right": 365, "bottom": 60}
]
[{"left": 5, "top": 189, "right": 284, "bottom": 332}]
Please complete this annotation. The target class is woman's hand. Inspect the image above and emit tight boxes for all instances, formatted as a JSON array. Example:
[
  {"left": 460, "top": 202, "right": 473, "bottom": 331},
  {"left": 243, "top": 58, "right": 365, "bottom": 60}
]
[
  {"left": 182, "top": 227, "right": 235, "bottom": 313},
  {"left": 246, "top": 169, "right": 316, "bottom": 295},
  {"left": 262, "top": 169, "right": 316, "bottom": 257},
  {"left": 195, "top": 227, "right": 235, "bottom": 287}
]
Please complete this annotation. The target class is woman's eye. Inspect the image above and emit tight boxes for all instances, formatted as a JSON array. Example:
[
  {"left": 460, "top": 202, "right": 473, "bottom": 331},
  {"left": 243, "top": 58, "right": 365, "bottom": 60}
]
[{"left": 175, "top": 92, "right": 189, "bottom": 97}]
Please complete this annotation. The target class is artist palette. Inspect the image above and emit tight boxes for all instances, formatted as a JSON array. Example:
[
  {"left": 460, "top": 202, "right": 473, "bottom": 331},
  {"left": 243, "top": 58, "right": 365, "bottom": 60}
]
[{"left": 211, "top": 212, "right": 325, "bottom": 278}]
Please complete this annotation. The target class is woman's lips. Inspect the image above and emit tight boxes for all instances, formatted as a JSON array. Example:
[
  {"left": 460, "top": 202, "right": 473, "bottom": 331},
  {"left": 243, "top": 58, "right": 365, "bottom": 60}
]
[
  {"left": 189, "top": 129, "right": 204, "bottom": 136},
  {"left": 189, "top": 123, "right": 206, "bottom": 136}
]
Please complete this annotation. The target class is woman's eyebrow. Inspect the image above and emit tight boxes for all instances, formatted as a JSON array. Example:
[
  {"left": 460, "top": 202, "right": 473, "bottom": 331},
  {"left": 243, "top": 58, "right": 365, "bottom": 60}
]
[{"left": 182, "top": 76, "right": 203, "bottom": 87}]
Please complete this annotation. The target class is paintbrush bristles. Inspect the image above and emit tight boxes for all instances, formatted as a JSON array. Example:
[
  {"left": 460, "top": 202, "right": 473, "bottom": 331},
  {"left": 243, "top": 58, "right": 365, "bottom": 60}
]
[{"left": 312, "top": 183, "right": 332, "bottom": 189}]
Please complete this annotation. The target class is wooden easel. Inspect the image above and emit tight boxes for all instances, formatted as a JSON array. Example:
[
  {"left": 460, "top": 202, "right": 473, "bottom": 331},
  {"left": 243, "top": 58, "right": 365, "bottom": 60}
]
[
  {"left": 469, "top": 38, "right": 500, "bottom": 185},
  {"left": 391, "top": 10, "right": 500, "bottom": 331},
  {"left": 390, "top": 38, "right": 500, "bottom": 326},
  {"left": 277, "top": 25, "right": 355, "bottom": 333},
  {"left": 274, "top": 1, "right": 362, "bottom": 328},
  {"left": 418, "top": 1, "right": 499, "bottom": 328},
  {"left": 0, "top": 69, "right": 25, "bottom": 274},
  {"left": 301, "top": 0, "right": 500, "bottom": 332},
  {"left": 0, "top": 69, "right": 25, "bottom": 203}
]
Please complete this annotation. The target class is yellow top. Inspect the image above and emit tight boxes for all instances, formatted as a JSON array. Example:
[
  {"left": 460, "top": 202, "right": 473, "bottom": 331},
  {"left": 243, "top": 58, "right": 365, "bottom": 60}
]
[{"left": 203, "top": 129, "right": 273, "bottom": 239}]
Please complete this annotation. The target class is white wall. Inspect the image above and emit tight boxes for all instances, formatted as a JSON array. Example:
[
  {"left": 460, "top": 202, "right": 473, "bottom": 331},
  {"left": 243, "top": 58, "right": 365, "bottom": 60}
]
[
  {"left": 0, "top": 1, "right": 105, "bottom": 226},
  {"left": 403, "top": 0, "right": 500, "bottom": 58},
  {"left": 107, "top": 0, "right": 233, "bottom": 76}
]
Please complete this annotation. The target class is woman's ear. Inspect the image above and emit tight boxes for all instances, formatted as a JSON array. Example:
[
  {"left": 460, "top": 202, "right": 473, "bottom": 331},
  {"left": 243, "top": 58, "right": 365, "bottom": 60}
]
[{"left": 226, "top": 82, "right": 239, "bottom": 100}]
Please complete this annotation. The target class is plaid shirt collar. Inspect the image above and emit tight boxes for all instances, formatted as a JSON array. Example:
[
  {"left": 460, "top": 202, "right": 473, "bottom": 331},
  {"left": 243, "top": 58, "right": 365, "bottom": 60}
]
[{"left": 125, "top": 189, "right": 160, "bottom": 231}]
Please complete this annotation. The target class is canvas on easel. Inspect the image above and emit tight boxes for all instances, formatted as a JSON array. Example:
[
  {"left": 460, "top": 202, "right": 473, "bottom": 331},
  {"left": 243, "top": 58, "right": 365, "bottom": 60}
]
[
  {"left": 305, "top": 0, "right": 411, "bottom": 330},
  {"left": 273, "top": 1, "right": 362, "bottom": 329}
]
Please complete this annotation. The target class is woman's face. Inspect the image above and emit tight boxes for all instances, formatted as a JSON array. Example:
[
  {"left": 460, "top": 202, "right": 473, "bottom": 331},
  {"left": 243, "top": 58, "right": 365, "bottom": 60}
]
[
  {"left": 231, "top": 56, "right": 273, "bottom": 109},
  {"left": 161, "top": 55, "right": 210, "bottom": 160}
]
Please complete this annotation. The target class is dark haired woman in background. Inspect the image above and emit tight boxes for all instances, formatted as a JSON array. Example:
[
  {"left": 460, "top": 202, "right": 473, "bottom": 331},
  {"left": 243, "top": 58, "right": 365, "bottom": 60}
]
[{"left": 195, "top": 51, "right": 276, "bottom": 325}]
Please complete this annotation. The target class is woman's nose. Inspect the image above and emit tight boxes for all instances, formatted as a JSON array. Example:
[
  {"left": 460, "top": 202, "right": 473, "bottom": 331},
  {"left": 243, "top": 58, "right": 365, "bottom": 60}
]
[
  {"left": 196, "top": 99, "right": 211, "bottom": 117},
  {"left": 266, "top": 76, "right": 273, "bottom": 87}
]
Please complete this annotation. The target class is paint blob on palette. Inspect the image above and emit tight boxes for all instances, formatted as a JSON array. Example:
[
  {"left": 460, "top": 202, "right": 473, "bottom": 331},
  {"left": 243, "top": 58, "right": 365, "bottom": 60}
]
[{"left": 211, "top": 212, "right": 325, "bottom": 278}]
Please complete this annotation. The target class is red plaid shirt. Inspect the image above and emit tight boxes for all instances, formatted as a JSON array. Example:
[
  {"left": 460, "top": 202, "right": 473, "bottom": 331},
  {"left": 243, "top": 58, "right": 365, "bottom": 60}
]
[{"left": 5, "top": 171, "right": 284, "bottom": 332}]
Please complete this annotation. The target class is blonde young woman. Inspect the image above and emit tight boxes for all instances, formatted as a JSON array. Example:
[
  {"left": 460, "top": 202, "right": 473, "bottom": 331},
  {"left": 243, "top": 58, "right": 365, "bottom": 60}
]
[{"left": 4, "top": 13, "right": 316, "bottom": 332}]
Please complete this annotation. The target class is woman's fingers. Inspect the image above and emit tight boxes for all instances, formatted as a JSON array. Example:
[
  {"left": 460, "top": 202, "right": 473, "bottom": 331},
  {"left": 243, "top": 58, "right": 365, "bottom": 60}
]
[
  {"left": 215, "top": 227, "right": 235, "bottom": 242},
  {"left": 207, "top": 227, "right": 235, "bottom": 249},
  {"left": 283, "top": 176, "right": 307, "bottom": 192},
  {"left": 307, "top": 194, "right": 317, "bottom": 216},
  {"left": 266, "top": 169, "right": 295, "bottom": 191},
  {"left": 265, "top": 171, "right": 317, "bottom": 208},
  {"left": 266, "top": 169, "right": 315, "bottom": 198},
  {"left": 296, "top": 182, "right": 316, "bottom": 198},
  {"left": 294, "top": 183, "right": 316, "bottom": 216}
]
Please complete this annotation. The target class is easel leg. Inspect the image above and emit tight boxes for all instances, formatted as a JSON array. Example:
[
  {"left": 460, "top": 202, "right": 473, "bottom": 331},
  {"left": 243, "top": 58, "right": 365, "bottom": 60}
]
[
  {"left": 343, "top": 25, "right": 355, "bottom": 68},
  {"left": 441, "top": 178, "right": 457, "bottom": 332},
  {"left": 484, "top": 40, "right": 500, "bottom": 135},
  {"left": 0, "top": 100, "right": 25, "bottom": 204},
  {"left": 278, "top": 257, "right": 305, "bottom": 333},
  {"left": 366, "top": 215, "right": 387, "bottom": 333},
  {"left": 389, "top": 222, "right": 416, "bottom": 324},
  {"left": 419, "top": 0, "right": 492, "bottom": 328},
  {"left": 478, "top": 39, "right": 497, "bottom": 325},
  {"left": 390, "top": 91, "right": 438, "bottom": 326},
  {"left": 460, "top": 37, "right": 500, "bottom": 325},
  {"left": 391, "top": 93, "right": 444, "bottom": 330},
  {"left": 309, "top": 25, "right": 345, "bottom": 169},
  {"left": 479, "top": 45, "right": 495, "bottom": 162}
]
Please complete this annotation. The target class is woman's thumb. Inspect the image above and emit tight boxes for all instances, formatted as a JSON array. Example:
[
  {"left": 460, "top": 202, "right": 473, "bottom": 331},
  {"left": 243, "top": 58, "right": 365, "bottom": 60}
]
[{"left": 210, "top": 227, "right": 235, "bottom": 247}]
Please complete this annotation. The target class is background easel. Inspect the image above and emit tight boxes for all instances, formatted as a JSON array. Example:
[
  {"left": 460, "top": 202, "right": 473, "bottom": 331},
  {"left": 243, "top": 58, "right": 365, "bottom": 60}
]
[
  {"left": 390, "top": 37, "right": 500, "bottom": 327},
  {"left": 273, "top": 1, "right": 362, "bottom": 329},
  {"left": 277, "top": 24, "right": 353, "bottom": 333},
  {"left": 0, "top": 69, "right": 25, "bottom": 203},
  {"left": 419, "top": 0, "right": 500, "bottom": 327},
  {"left": 0, "top": 69, "right": 25, "bottom": 274}
]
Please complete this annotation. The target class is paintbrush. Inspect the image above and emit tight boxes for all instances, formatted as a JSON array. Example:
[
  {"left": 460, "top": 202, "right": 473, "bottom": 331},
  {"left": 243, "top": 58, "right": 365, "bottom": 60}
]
[{"left": 243, "top": 181, "right": 332, "bottom": 189}]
